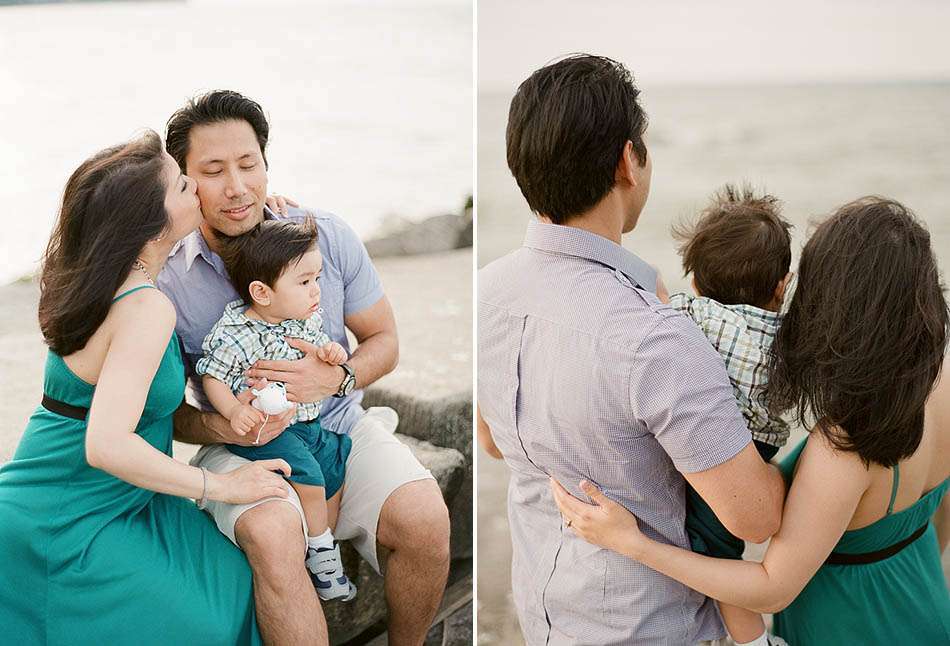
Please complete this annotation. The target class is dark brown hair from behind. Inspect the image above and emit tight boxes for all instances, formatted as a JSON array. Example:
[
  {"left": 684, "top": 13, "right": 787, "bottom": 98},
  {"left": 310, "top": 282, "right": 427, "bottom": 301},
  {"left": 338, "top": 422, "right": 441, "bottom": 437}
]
[
  {"left": 506, "top": 54, "right": 649, "bottom": 224},
  {"left": 767, "top": 197, "right": 949, "bottom": 467},
  {"left": 219, "top": 218, "right": 319, "bottom": 306},
  {"left": 39, "top": 130, "right": 168, "bottom": 356},
  {"left": 673, "top": 184, "right": 792, "bottom": 308}
]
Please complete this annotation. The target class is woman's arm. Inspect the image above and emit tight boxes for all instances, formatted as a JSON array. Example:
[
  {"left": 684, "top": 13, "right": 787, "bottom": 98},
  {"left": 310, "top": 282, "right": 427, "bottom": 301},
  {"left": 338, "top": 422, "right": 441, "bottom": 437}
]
[
  {"left": 552, "top": 432, "right": 870, "bottom": 614},
  {"left": 86, "top": 291, "right": 290, "bottom": 503}
]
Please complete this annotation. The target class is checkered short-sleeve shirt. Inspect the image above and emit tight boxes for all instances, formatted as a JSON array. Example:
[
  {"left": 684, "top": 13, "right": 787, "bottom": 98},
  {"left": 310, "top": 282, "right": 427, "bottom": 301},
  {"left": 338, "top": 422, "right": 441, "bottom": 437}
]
[
  {"left": 668, "top": 293, "right": 790, "bottom": 448},
  {"left": 196, "top": 299, "right": 332, "bottom": 424}
]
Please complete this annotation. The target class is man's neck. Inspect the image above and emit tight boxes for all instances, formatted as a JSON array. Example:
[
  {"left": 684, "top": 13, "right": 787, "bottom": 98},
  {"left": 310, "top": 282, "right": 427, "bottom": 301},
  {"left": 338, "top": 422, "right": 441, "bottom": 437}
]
[
  {"left": 540, "top": 193, "right": 629, "bottom": 245},
  {"left": 200, "top": 222, "right": 223, "bottom": 256}
]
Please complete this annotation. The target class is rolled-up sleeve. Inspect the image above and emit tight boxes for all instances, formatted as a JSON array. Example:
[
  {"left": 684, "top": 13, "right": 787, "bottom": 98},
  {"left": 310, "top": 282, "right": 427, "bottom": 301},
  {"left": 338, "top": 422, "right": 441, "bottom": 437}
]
[{"left": 629, "top": 315, "right": 752, "bottom": 473}]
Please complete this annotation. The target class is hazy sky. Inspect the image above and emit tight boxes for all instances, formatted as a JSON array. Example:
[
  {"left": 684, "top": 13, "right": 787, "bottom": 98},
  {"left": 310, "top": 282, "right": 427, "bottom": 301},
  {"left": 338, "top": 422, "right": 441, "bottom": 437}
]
[{"left": 478, "top": 0, "right": 950, "bottom": 91}]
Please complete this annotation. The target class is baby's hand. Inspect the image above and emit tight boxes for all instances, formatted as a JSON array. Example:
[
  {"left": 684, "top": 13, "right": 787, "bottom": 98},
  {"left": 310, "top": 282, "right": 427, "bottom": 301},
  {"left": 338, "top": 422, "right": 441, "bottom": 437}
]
[
  {"left": 230, "top": 403, "right": 264, "bottom": 436},
  {"left": 316, "top": 341, "right": 348, "bottom": 365}
]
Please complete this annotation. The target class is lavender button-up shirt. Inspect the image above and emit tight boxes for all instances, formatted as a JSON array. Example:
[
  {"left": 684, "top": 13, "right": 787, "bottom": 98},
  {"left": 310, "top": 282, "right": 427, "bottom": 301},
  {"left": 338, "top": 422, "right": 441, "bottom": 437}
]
[{"left": 478, "top": 220, "right": 752, "bottom": 645}]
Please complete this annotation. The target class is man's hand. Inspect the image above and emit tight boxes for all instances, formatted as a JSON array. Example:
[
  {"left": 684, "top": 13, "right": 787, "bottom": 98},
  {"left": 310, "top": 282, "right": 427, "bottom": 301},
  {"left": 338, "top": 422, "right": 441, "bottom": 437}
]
[
  {"left": 316, "top": 341, "right": 348, "bottom": 366},
  {"left": 264, "top": 194, "right": 299, "bottom": 216},
  {"left": 245, "top": 337, "right": 344, "bottom": 403}
]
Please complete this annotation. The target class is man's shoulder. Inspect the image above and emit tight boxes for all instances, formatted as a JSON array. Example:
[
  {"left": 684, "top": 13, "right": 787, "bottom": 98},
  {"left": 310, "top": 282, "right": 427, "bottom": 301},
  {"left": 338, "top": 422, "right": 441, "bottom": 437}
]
[{"left": 282, "top": 205, "right": 355, "bottom": 242}]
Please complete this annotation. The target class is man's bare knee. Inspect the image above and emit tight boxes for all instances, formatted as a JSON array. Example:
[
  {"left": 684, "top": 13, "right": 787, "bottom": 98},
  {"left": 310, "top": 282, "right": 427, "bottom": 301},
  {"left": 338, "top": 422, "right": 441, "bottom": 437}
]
[
  {"left": 378, "top": 480, "right": 450, "bottom": 562},
  {"left": 235, "top": 501, "right": 306, "bottom": 568}
]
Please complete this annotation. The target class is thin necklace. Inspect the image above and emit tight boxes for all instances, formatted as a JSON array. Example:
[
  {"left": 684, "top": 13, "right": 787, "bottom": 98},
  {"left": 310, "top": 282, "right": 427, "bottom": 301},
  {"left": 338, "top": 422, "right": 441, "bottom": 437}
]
[{"left": 132, "top": 259, "right": 155, "bottom": 286}]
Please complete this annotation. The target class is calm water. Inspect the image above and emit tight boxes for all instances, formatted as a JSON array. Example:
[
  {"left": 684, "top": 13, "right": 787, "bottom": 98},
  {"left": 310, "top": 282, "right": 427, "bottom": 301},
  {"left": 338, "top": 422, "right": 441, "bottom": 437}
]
[
  {"left": 0, "top": 0, "right": 472, "bottom": 285},
  {"left": 477, "top": 82, "right": 950, "bottom": 645}
]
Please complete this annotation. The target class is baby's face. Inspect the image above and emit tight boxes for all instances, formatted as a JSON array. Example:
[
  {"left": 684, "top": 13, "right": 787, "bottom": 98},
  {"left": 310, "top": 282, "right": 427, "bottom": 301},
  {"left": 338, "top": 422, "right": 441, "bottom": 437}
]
[{"left": 268, "top": 248, "right": 323, "bottom": 321}]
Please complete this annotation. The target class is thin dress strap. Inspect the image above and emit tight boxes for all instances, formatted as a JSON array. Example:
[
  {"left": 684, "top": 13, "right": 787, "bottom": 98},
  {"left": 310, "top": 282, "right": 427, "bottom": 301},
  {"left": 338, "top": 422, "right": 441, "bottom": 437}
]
[
  {"left": 886, "top": 463, "right": 900, "bottom": 516},
  {"left": 112, "top": 284, "right": 156, "bottom": 303}
]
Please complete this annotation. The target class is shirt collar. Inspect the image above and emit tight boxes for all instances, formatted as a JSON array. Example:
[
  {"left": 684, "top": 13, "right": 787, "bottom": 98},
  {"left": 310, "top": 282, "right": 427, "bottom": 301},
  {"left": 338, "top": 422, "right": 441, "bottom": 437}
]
[
  {"left": 523, "top": 219, "right": 657, "bottom": 291},
  {"left": 172, "top": 206, "right": 283, "bottom": 273},
  {"left": 167, "top": 229, "right": 218, "bottom": 273}
]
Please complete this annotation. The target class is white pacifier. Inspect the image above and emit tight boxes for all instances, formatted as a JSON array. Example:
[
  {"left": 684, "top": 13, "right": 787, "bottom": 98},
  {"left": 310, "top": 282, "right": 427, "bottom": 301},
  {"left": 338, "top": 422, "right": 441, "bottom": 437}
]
[{"left": 250, "top": 382, "right": 293, "bottom": 444}]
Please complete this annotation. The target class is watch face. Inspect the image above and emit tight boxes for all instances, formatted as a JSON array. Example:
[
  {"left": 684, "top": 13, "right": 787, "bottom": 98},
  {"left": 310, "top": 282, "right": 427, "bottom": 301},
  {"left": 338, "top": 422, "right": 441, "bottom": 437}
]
[{"left": 342, "top": 377, "right": 355, "bottom": 396}]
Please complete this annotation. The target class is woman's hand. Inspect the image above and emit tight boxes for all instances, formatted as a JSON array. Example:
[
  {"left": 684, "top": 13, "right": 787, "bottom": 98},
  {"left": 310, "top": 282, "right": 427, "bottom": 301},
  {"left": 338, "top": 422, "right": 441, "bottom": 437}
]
[
  {"left": 209, "top": 459, "right": 293, "bottom": 505},
  {"left": 264, "top": 194, "right": 299, "bottom": 216},
  {"left": 549, "top": 478, "right": 650, "bottom": 558}
]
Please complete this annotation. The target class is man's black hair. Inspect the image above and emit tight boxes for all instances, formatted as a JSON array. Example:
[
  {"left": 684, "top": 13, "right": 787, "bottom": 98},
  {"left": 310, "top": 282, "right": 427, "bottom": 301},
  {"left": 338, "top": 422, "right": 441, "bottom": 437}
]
[
  {"left": 506, "top": 54, "right": 648, "bottom": 224},
  {"left": 166, "top": 90, "right": 270, "bottom": 172}
]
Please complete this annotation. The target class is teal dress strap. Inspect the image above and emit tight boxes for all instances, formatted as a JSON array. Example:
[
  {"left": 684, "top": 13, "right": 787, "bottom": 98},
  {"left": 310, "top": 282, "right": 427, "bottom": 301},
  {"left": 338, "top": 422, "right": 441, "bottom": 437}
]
[
  {"left": 886, "top": 463, "right": 900, "bottom": 516},
  {"left": 113, "top": 284, "right": 156, "bottom": 303}
]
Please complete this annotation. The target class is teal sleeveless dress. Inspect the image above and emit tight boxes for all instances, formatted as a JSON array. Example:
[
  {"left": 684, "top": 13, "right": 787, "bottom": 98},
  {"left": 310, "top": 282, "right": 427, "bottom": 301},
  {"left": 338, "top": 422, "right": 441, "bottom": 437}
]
[
  {"left": 773, "top": 437, "right": 950, "bottom": 644},
  {"left": 0, "top": 286, "right": 262, "bottom": 645}
]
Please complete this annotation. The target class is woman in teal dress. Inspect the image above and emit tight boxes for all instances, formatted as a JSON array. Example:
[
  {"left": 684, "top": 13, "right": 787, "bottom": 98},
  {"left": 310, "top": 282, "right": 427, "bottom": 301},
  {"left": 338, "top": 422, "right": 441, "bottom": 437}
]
[
  {"left": 550, "top": 197, "right": 950, "bottom": 644},
  {"left": 0, "top": 131, "right": 292, "bottom": 644}
]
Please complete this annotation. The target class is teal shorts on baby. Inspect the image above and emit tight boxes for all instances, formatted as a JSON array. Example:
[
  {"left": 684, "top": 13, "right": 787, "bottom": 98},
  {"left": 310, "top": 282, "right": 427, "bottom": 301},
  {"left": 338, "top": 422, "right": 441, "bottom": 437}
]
[{"left": 227, "top": 419, "right": 351, "bottom": 497}]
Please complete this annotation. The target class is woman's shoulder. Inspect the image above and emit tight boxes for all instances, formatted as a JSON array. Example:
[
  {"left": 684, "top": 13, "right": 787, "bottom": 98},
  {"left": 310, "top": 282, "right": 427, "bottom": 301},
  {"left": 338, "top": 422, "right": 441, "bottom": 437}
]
[
  {"left": 797, "top": 429, "right": 872, "bottom": 485},
  {"left": 110, "top": 285, "right": 177, "bottom": 339}
]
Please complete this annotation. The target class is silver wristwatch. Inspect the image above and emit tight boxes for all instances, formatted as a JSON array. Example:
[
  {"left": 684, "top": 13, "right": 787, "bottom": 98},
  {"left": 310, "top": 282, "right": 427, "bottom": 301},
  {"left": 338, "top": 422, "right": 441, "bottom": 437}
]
[{"left": 334, "top": 362, "right": 356, "bottom": 398}]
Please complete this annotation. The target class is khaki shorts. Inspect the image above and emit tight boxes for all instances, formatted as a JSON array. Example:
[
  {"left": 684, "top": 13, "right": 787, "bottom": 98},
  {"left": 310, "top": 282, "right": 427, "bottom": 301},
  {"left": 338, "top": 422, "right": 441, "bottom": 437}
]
[{"left": 191, "top": 406, "right": 434, "bottom": 573}]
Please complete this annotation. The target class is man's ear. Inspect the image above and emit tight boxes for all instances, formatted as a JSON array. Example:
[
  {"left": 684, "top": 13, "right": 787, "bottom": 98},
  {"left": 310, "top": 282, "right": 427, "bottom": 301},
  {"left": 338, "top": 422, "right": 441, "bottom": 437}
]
[
  {"left": 615, "top": 140, "right": 641, "bottom": 188},
  {"left": 774, "top": 272, "right": 793, "bottom": 303},
  {"left": 249, "top": 280, "right": 271, "bottom": 306}
]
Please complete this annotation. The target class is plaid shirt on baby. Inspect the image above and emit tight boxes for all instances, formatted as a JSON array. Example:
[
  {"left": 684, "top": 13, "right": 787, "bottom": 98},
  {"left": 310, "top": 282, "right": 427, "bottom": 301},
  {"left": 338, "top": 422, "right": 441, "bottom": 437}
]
[
  {"left": 195, "top": 299, "right": 331, "bottom": 425},
  {"left": 669, "top": 293, "right": 790, "bottom": 448}
]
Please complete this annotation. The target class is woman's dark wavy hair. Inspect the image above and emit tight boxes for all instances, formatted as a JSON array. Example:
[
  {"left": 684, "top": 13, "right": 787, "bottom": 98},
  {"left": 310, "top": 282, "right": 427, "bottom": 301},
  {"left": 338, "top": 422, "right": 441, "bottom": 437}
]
[
  {"left": 767, "top": 197, "right": 949, "bottom": 467},
  {"left": 39, "top": 130, "right": 169, "bottom": 356}
]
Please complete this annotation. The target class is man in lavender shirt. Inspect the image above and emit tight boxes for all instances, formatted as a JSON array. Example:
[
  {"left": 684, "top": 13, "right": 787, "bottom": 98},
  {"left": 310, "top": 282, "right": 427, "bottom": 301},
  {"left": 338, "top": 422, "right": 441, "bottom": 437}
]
[
  {"left": 158, "top": 91, "right": 449, "bottom": 646},
  {"left": 477, "top": 55, "right": 786, "bottom": 645}
]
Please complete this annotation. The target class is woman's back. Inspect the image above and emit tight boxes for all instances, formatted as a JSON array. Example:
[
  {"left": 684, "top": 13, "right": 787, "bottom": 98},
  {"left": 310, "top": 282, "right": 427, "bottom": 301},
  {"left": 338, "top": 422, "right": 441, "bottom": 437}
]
[
  {"left": 846, "top": 364, "right": 950, "bottom": 530},
  {"left": 774, "top": 367, "right": 950, "bottom": 644}
]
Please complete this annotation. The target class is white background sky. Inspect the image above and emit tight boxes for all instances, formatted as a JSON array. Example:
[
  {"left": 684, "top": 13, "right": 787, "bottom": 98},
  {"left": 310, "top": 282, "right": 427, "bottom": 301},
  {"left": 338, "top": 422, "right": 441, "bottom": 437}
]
[{"left": 478, "top": 0, "right": 950, "bottom": 91}]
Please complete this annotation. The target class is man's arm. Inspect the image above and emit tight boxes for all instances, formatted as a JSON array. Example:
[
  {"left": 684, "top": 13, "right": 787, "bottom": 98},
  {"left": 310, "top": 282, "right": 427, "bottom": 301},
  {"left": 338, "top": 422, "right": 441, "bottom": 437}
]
[
  {"left": 343, "top": 295, "right": 398, "bottom": 389},
  {"left": 631, "top": 316, "right": 785, "bottom": 543},
  {"left": 684, "top": 444, "right": 785, "bottom": 543},
  {"left": 246, "top": 295, "right": 398, "bottom": 403},
  {"left": 172, "top": 393, "right": 295, "bottom": 447}
]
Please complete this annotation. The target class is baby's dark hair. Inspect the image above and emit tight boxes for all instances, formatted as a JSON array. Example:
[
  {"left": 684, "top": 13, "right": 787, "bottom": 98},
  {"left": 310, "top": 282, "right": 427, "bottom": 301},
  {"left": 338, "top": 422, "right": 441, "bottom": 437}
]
[
  {"left": 673, "top": 184, "right": 792, "bottom": 308},
  {"left": 218, "top": 219, "right": 319, "bottom": 305}
]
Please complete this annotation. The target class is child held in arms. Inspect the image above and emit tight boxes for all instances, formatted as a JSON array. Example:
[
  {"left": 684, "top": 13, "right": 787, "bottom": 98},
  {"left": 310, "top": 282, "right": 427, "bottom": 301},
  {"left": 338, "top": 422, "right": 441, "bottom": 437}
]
[
  {"left": 197, "top": 218, "right": 356, "bottom": 602},
  {"left": 662, "top": 184, "right": 794, "bottom": 646}
]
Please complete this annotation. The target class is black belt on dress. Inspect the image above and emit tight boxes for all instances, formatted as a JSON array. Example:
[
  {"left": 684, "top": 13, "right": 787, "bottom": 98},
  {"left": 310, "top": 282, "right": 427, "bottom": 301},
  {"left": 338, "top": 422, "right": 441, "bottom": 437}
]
[
  {"left": 42, "top": 394, "right": 89, "bottom": 421},
  {"left": 825, "top": 522, "right": 928, "bottom": 565}
]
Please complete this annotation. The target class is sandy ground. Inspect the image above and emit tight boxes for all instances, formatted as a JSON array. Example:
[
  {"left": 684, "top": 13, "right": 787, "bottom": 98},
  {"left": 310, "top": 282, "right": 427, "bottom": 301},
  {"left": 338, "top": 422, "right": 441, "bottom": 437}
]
[{"left": 0, "top": 248, "right": 472, "bottom": 464}]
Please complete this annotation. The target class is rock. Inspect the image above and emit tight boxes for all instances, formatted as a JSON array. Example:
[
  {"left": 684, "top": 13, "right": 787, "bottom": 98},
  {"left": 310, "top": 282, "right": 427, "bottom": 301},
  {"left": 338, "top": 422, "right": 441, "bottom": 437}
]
[
  {"left": 424, "top": 622, "right": 444, "bottom": 646},
  {"left": 442, "top": 599, "right": 473, "bottom": 646},
  {"left": 363, "top": 388, "right": 473, "bottom": 560},
  {"left": 364, "top": 197, "right": 473, "bottom": 258},
  {"left": 324, "top": 433, "right": 465, "bottom": 645}
]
